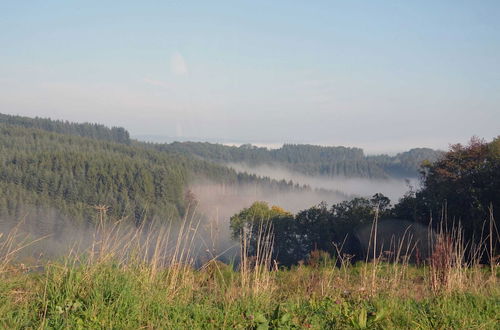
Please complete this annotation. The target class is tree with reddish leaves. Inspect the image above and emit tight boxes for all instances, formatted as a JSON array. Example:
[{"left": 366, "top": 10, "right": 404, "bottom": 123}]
[{"left": 415, "top": 136, "right": 500, "bottom": 245}]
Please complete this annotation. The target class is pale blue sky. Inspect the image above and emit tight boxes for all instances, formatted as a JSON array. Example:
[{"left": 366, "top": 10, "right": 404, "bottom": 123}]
[{"left": 1, "top": 1, "right": 499, "bottom": 152}]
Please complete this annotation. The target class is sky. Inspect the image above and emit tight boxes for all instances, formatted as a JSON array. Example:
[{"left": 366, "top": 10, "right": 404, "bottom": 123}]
[{"left": 1, "top": 1, "right": 499, "bottom": 153}]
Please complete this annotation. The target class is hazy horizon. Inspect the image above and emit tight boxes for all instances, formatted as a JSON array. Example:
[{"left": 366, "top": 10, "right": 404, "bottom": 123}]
[
  {"left": 0, "top": 109, "right": 483, "bottom": 155},
  {"left": 132, "top": 133, "right": 443, "bottom": 155}
]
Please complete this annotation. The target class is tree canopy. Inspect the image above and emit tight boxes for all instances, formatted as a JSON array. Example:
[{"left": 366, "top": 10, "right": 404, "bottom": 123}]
[
  {"left": 230, "top": 137, "right": 500, "bottom": 266},
  {"left": 158, "top": 141, "right": 442, "bottom": 179},
  {"left": 0, "top": 114, "right": 314, "bottom": 225},
  {"left": 404, "top": 137, "right": 500, "bottom": 241}
]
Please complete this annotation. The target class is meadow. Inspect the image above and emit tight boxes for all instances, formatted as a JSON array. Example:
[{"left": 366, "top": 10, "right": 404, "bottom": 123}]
[{"left": 0, "top": 215, "right": 498, "bottom": 329}]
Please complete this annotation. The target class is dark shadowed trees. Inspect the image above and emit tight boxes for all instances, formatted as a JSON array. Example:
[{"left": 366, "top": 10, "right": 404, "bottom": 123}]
[{"left": 393, "top": 137, "right": 500, "bottom": 253}]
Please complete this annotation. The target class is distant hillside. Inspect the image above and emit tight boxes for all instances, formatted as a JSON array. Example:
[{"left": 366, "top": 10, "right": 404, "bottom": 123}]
[
  {"left": 0, "top": 113, "right": 441, "bottom": 180},
  {"left": 156, "top": 142, "right": 442, "bottom": 179},
  {"left": 0, "top": 113, "right": 131, "bottom": 144},
  {"left": 367, "top": 148, "right": 442, "bottom": 178},
  {"left": 0, "top": 114, "right": 312, "bottom": 224},
  {"left": 0, "top": 112, "right": 441, "bottom": 225}
]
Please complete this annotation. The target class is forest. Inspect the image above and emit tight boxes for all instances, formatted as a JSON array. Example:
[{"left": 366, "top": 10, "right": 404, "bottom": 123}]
[
  {"left": 158, "top": 141, "right": 442, "bottom": 178},
  {"left": 2, "top": 2, "right": 498, "bottom": 326},
  {"left": 0, "top": 112, "right": 442, "bottom": 226},
  {"left": 0, "top": 113, "right": 312, "bottom": 224},
  {"left": 1, "top": 113, "right": 497, "bottom": 246},
  {"left": 231, "top": 136, "right": 500, "bottom": 266},
  {"left": 1, "top": 113, "right": 497, "bottom": 263},
  {"left": 0, "top": 113, "right": 498, "bottom": 328}
]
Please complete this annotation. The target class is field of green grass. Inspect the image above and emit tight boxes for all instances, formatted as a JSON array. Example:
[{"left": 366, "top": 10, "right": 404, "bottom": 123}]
[{"left": 1, "top": 220, "right": 498, "bottom": 329}]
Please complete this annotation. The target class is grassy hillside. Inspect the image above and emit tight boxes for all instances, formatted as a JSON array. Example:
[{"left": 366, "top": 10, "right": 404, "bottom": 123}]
[{"left": 0, "top": 220, "right": 497, "bottom": 329}]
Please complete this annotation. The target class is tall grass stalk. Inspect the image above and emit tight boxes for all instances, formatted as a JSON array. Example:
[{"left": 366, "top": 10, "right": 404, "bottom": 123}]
[
  {"left": 240, "top": 219, "right": 276, "bottom": 298},
  {"left": 0, "top": 206, "right": 498, "bottom": 329},
  {"left": 0, "top": 219, "right": 49, "bottom": 274}
]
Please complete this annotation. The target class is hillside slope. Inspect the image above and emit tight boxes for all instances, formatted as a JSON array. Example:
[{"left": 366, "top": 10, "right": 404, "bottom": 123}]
[
  {"left": 0, "top": 114, "right": 309, "bottom": 224},
  {"left": 157, "top": 141, "right": 442, "bottom": 179}
]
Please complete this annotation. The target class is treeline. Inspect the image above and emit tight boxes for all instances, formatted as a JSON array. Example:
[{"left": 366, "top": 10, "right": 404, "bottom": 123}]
[
  {"left": 230, "top": 196, "right": 391, "bottom": 266},
  {"left": 398, "top": 137, "right": 500, "bottom": 242},
  {"left": 367, "top": 148, "right": 442, "bottom": 178},
  {"left": 0, "top": 113, "right": 131, "bottom": 144},
  {"left": 0, "top": 123, "right": 186, "bottom": 223},
  {"left": 0, "top": 113, "right": 441, "bottom": 180},
  {"left": 157, "top": 141, "right": 441, "bottom": 179},
  {"left": 231, "top": 137, "right": 500, "bottom": 266},
  {"left": 0, "top": 116, "right": 309, "bottom": 224}
]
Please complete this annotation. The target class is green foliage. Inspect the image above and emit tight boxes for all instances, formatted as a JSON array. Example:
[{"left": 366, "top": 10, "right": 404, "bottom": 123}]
[
  {"left": 230, "top": 195, "right": 393, "bottom": 266},
  {"left": 0, "top": 261, "right": 497, "bottom": 329},
  {"left": 229, "top": 201, "right": 292, "bottom": 239},
  {"left": 368, "top": 148, "right": 443, "bottom": 178},
  {"left": 0, "top": 115, "right": 311, "bottom": 225},
  {"left": 157, "top": 141, "right": 442, "bottom": 178},
  {"left": 0, "top": 112, "right": 131, "bottom": 144},
  {"left": 393, "top": 137, "right": 500, "bottom": 252},
  {"left": 230, "top": 202, "right": 297, "bottom": 263},
  {"left": 0, "top": 123, "right": 188, "bottom": 223}
]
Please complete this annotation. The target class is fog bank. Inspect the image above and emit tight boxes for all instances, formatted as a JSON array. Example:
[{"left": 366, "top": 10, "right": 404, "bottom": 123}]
[{"left": 227, "top": 163, "right": 418, "bottom": 203}]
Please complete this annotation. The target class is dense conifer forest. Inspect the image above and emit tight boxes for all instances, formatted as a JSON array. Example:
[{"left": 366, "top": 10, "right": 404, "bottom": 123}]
[
  {"left": 0, "top": 114, "right": 498, "bottom": 328},
  {"left": 0, "top": 112, "right": 441, "bottom": 225},
  {"left": 0, "top": 113, "right": 497, "bottom": 260},
  {"left": 0, "top": 114, "right": 308, "bottom": 223},
  {"left": 0, "top": 113, "right": 131, "bottom": 144},
  {"left": 158, "top": 141, "right": 442, "bottom": 178}
]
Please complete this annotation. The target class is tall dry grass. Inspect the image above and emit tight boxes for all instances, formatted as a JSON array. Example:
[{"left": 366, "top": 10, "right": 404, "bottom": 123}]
[
  {"left": 0, "top": 218, "right": 48, "bottom": 274},
  {"left": 428, "top": 208, "right": 498, "bottom": 293},
  {"left": 239, "top": 219, "right": 276, "bottom": 298},
  {"left": 0, "top": 204, "right": 498, "bottom": 307}
]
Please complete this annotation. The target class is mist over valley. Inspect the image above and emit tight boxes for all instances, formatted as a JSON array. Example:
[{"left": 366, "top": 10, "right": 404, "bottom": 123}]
[
  {"left": 1, "top": 1, "right": 499, "bottom": 325},
  {"left": 225, "top": 162, "right": 417, "bottom": 203}
]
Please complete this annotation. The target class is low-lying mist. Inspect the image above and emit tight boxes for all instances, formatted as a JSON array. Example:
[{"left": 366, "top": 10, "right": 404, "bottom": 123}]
[
  {"left": 0, "top": 206, "right": 239, "bottom": 267},
  {"left": 0, "top": 178, "right": 353, "bottom": 267},
  {"left": 190, "top": 181, "right": 349, "bottom": 219},
  {"left": 227, "top": 162, "right": 418, "bottom": 203},
  {"left": 186, "top": 180, "right": 351, "bottom": 260},
  {"left": 1, "top": 164, "right": 422, "bottom": 267}
]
